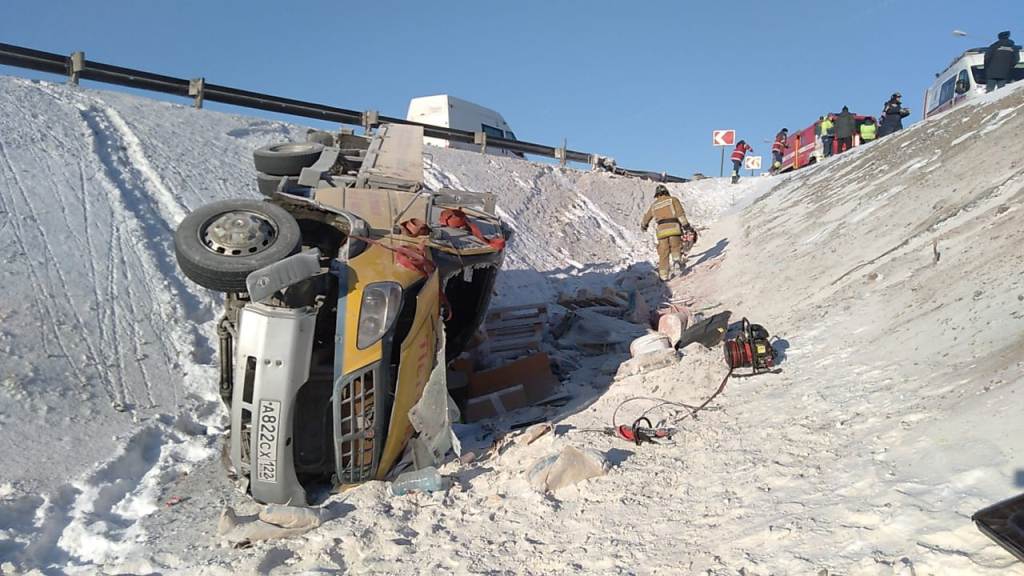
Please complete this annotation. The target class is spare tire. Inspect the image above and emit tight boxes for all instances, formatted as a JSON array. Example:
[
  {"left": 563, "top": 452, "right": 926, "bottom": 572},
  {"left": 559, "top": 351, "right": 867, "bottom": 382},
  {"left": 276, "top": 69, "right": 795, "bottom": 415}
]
[
  {"left": 253, "top": 142, "right": 324, "bottom": 176},
  {"left": 175, "top": 199, "right": 302, "bottom": 293}
]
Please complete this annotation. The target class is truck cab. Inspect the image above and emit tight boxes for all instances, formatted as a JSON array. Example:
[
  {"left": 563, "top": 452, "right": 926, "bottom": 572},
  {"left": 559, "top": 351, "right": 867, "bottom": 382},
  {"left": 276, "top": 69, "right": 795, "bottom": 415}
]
[{"left": 406, "top": 94, "right": 521, "bottom": 157}]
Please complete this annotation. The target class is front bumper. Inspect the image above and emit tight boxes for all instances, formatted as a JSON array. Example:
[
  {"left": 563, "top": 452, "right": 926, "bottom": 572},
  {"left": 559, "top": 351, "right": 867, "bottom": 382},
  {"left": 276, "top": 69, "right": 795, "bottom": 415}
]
[{"left": 230, "top": 302, "right": 316, "bottom": 505}]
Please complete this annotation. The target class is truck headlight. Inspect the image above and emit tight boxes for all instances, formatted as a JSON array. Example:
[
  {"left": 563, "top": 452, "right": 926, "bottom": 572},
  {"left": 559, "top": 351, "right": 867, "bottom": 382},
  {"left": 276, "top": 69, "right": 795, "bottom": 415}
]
[{"left": 357, "top": 282, "right": 402, "bottom": 349}]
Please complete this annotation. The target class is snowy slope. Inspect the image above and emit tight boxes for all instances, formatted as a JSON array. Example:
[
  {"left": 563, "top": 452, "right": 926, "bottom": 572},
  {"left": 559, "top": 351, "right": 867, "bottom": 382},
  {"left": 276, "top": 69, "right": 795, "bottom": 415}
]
[
  {"left": 0, "top": 76, "right": 766, "bottom": 574},
  {"left": 2, "top": 73, "right": 1021, "bottom": 575}
]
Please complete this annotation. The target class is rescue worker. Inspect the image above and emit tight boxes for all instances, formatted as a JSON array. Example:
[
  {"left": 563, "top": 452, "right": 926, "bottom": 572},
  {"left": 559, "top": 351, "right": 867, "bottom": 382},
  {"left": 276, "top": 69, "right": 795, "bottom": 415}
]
[
  {"left": 859, "top": 116, "right": 878, "bottom": 143},
  {"left": 819, "top": 114, "right": 835, "bottom": 158},
  {"left": 730, "top": 140, "right": 753, "bottom": 184},
  {"left": 834, "top": 106, "right": 856, "bottom": 154},
  {"left": 641, "top": 185, "right": 692, "bottom": 281},
  {"left": 770, "top": 129, "right": 788, "bottom": 174},
  {"left": 984, "top": 31, "right": 1020, "bottom": 92},
  {"left": 878, "top": 93, "right": 910, "bottom": 137}
]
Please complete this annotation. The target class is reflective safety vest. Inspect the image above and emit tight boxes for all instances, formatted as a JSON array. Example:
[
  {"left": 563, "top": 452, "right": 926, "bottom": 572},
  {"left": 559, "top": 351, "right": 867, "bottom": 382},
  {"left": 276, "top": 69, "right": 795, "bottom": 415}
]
[
  {"left": 860, "top": 122, "right": 877, "bottom": 141},
  {"left": 730, "top": 143, "right": 751, "bottom": 162},
  {"left": 643, "top": 196, "right": 688, "bottom": 239},
  {"left": 820, "top": 119, "right": 834, "bottom": 136},
  {"left": 771, "top": 137, "right": 786, "bottom": 154}
]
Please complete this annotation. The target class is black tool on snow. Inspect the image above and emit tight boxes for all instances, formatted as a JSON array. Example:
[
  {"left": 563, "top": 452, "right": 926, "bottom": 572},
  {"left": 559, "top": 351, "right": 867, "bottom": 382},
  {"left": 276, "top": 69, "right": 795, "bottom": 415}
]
[{"left": 723, "top": 318, "right": 780, "bottom": 377}]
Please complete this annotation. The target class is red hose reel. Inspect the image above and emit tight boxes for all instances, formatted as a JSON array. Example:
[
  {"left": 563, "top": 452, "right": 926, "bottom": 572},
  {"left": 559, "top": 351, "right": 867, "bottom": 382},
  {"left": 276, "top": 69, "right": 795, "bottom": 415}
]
[{"left": 724, "top": 318, "right": 777, "bottom": 375}]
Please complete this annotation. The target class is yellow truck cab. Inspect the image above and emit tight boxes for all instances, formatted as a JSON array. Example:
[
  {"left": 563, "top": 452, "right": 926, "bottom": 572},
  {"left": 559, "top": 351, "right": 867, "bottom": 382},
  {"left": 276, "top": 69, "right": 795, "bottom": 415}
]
[{"left": 174, "top": 124, "right": 507, "bottom": 504}]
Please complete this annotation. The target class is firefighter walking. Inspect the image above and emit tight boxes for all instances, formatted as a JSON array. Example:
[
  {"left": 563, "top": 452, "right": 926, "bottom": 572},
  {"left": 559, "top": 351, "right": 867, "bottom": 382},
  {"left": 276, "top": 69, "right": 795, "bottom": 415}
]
[
  {"left": 641, "top": 185, "right": 693, "bottom": 281},
  {"left": 770, "top": 129, "right": 788, "bottom": 174},
  {"left": 730, "top": 140, "right": 753, "bottom": 184}
]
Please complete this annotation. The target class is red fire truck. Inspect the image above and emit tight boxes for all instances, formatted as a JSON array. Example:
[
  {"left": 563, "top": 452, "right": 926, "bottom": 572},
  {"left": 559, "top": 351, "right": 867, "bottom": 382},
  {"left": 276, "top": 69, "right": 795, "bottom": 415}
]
[{"left": 777, "top": 112, "right": 873, "bottom": 173}]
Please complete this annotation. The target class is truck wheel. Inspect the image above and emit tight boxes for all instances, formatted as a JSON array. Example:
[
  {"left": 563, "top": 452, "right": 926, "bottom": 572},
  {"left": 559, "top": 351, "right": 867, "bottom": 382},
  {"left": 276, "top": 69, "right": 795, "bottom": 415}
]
[
  {"left": 175, "top": 199, "right": 302, "bottom": 293},
  {"left": 253, "top": 142, "right": 324, "bottom": 176}
]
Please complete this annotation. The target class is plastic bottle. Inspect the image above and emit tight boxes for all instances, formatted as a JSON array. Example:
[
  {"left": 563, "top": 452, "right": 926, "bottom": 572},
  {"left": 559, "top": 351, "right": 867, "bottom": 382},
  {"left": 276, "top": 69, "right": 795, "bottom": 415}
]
[{"left": 391, "top": 466, "right": 449, "bottom": 496}]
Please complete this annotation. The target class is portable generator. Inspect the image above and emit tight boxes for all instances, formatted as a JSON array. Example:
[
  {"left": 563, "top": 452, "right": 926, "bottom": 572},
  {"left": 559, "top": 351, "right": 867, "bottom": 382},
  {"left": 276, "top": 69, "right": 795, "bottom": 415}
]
[{"left": 724, "top": 318, "right": 777, "bottom": 375}]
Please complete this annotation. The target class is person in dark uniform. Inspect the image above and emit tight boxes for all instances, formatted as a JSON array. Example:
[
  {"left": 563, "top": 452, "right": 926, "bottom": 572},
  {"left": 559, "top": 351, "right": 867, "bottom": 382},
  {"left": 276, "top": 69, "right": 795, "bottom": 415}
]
[
  {"left": 878, "top": 93, "right": 910, "bottom": 138},
  {"left": 985, "top": 31, "right": 1020, "bottom": 92},
  {"left": 834, "top": 106, "right": 856, "bottom": 154}
]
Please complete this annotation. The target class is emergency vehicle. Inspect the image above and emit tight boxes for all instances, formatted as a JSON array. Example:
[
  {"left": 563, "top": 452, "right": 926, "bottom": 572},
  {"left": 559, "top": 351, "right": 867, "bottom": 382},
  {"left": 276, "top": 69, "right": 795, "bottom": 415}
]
[
  {"left": 406, "top": 94, "right": 520, "bottom": 156},
  {"left": 923, "top": 47, "right": 1024, "bottom": 119},
  {"left": 777, "top": 112, "right": 872, "bottom": 173}
]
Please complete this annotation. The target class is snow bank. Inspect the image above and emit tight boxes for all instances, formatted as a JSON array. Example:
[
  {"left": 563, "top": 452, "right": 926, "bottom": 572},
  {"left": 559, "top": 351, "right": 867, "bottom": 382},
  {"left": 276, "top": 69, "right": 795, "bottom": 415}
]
[
  {"left": 0, "top": 76, "right": 763, "bottom": 573},
  {"left": 1, "top": 73, "right": 1021, "bottom": 575}
]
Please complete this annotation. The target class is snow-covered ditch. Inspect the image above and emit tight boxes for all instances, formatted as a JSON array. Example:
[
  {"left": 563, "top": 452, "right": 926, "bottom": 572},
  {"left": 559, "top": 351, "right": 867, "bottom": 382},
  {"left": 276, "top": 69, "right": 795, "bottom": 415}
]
[{"left": 0, "top": 75, "right": 1021, "bottom": 574}]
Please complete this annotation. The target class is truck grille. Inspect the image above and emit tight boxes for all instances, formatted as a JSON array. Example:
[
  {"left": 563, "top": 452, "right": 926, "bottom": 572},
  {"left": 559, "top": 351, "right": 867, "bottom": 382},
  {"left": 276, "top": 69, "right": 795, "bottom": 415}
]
[{"left": 334, "top": 363, "right": 381, "bottom": 484}]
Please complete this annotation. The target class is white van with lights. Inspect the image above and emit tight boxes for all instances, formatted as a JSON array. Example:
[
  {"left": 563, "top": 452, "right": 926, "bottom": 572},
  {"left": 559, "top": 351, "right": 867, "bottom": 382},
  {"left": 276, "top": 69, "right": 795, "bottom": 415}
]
[
  {"left": 406, "top": 94, "right": 520, "bottom": 157},
  {"left": 924, "top": 47, "right": 1024, "bottom": 119}
]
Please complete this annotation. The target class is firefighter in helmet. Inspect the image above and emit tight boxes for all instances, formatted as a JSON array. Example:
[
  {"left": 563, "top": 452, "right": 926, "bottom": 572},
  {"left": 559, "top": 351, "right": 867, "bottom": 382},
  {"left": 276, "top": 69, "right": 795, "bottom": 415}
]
[
  {"left": 641, "top": 184, "right": 693, "bottom": 281},
  {"left": 770, "top": 128, "right": 788, "bottom": 174}
]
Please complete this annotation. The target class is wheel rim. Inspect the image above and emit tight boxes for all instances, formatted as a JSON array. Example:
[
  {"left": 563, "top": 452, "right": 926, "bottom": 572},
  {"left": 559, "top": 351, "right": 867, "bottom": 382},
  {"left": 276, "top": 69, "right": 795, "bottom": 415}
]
[
  {"left": 199, "top": 210, "right": 278, "bottom": 256},
  {"left": 271, "top": 143, "right": 317, "bottom": 154}
]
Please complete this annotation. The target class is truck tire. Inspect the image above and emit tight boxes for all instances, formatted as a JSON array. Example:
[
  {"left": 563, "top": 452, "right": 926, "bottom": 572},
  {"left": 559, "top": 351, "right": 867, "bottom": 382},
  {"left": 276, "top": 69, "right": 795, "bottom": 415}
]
[
  {"left": 175, "top": 199, "right": 302, "bottom": 293},
  {"left": 256, "top": 171, "right": 300, "bottom": 197},
  {"left": 253, "top": 142, "right": 324, "bottom": 176}
]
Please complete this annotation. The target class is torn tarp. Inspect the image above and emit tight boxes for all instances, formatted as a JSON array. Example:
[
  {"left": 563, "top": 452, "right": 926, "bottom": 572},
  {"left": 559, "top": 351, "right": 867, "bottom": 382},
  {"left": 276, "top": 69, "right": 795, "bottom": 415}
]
[{"left": 404, "top": 321, "right": 462, "bottom": 472}]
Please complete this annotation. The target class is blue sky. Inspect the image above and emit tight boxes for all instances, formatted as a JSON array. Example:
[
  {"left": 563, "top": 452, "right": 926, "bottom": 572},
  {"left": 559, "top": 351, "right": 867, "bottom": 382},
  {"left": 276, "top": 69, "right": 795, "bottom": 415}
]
[{"left": 2, "top": 0, "right": 1022, "bottom": 177}]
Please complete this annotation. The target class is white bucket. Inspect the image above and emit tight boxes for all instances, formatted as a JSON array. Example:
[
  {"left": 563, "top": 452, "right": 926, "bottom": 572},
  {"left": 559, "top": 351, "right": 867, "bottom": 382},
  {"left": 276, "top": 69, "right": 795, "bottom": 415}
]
[{"left": 629, "top": 332, "right": 673, "bottom": 357}]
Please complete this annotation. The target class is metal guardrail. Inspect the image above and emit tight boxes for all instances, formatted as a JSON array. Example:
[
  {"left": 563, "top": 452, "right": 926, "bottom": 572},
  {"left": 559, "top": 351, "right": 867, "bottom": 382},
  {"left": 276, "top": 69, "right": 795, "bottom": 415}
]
[{"left": 0, "top": 42, "right": 688, "bottom": 183}]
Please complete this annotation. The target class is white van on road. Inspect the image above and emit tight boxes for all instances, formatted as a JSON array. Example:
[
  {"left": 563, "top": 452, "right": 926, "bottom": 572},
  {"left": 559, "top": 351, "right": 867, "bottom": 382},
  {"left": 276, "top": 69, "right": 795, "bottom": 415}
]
[
  {"left": 406, "top": 94, "right": 521, "bottom": 157},
  {"left": 924, "top": 47, "right": 1024, "bottom": 119}
]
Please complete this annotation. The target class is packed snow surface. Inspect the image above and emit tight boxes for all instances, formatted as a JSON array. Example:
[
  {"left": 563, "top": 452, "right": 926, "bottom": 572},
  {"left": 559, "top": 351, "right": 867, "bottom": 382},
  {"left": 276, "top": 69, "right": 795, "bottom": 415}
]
[{"left": 0, "top": 75, "right": 1021, "bottom": 574}]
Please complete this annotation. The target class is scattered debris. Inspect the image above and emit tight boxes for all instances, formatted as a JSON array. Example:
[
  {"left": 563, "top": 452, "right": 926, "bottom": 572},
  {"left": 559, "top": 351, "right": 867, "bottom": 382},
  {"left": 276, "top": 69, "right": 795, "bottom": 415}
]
[
  {"left": 218, "top": 505, "right": 323, "bottom": 546},
  {"left": 528, "top": 445, "right": 608, "bottom": 493},
  {"left": 630, "top": 332, "right": 672, "bottom": 357},
  {"left": 656, "top": 311, "right": 690, "bottom": 347},
  {"left": 615, "top": 348, "right": 679, "bottom": 380},
  {"left": 480, "top": 303, "right": 548, "bottom": 364},
  {"left": 557, "top": 308, "right": 645, "bottom": 356},
  {"left": 464, "top": 353, "right": 560, "bottom": 422},
  {"left": 675, "top": 311, "right": 732, "bottom": 350},
  {"left": 625, "top": 289, "right": 651, "bottom": 324},
  {"left": 557, "top": 287, "right": 628, "bottom": 311},
  {"left": 164, "top": 496, "right": 186, "bottom": 507},
  {"left": 517, "top": 421, "right": 554, "bottom": 446},
  {"left": 391, "top": 466, "right": 449, "bottom": 496}
]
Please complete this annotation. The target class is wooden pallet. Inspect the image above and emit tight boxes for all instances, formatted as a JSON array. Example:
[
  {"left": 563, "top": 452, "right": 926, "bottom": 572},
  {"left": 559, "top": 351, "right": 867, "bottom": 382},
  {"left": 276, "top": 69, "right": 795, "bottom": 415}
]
[{"left": 482, "top": 303, "right": 548, "bottom": 360}]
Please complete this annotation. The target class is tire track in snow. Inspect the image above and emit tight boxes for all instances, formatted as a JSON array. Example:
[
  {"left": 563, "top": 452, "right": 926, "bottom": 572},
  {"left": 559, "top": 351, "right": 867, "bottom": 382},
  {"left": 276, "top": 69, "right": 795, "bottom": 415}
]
[
  {"left": 0, "top": 138, "right": 121, "bottom": 406},
  {"left": 0, "top": 95, "right": 139, "bottom": 408},
  {"left": 77, "top": 104, "right": 216, "bottom": 368}
]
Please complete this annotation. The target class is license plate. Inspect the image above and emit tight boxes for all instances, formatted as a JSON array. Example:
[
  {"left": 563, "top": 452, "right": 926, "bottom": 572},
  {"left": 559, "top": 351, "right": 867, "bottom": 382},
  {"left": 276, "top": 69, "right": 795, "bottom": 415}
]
[{"left": 256, "top": 400, "right": 281, "bottom": 483}]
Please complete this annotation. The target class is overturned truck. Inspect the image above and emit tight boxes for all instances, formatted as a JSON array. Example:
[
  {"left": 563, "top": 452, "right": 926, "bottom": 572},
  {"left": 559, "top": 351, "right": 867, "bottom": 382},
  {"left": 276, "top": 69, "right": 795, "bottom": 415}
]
[{"left": 174, "top": 124, "right": 509, "bottom": 504}]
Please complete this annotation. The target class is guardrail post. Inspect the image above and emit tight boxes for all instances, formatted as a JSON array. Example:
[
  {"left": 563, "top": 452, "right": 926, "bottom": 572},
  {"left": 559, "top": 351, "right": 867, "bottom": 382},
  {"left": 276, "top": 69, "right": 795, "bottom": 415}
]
[
  {"left": 68, "top": 51, "right": 84, "bottom": 85},
  {"left": 556, "top": 138, "right": 567, "bottom": 167},
  {"left": 474, "top": 131, "right": 487, "bottom": 154},
  {"left": 188, "top": 77, "right": 205, "bottom": 109},
  {"left": 362, "top": 110, "right": 379, "bottom": 134}
]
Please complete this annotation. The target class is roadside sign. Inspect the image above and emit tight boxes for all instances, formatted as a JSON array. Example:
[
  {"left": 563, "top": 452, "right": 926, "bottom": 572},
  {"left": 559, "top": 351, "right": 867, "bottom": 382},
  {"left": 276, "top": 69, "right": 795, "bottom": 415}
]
[
  {"left": 712, "top": 130, "right": 735, "bottom": 146},
  {"left": 743, "top": 156, "right": 762, "bottom": 170}
]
